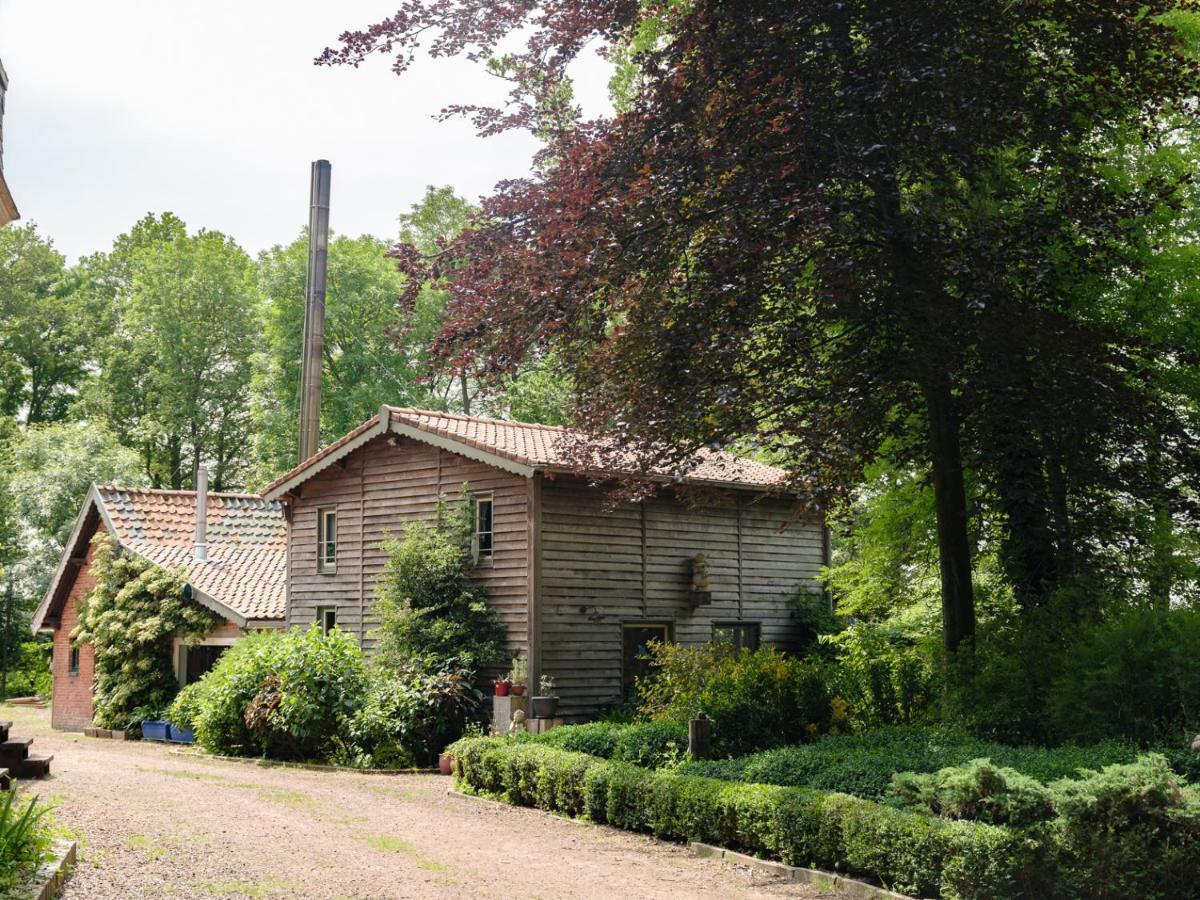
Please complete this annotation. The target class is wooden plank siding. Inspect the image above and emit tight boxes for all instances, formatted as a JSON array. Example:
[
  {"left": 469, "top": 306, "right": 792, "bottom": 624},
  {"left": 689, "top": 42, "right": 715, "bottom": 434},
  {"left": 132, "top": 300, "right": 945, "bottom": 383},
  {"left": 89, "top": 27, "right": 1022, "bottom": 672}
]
[
  {"left": 285, "top": 435, "right": 530, "bottom": 674},
  {"left": 537, "top": 477, "right": 824, "bottom": 720}
]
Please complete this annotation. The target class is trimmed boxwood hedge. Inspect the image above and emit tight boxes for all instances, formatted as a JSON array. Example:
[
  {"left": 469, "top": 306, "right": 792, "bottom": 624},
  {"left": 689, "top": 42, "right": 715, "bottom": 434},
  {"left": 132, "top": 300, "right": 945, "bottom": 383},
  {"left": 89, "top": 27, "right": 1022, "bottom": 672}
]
[{"left": 450, "top": 736, "right": 1047, "bottom": 899}]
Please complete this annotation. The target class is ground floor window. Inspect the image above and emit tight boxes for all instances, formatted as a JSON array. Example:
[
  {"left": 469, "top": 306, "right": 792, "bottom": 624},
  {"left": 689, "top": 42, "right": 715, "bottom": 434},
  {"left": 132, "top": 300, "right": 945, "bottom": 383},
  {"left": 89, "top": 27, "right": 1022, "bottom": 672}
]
[
  {"left": 317, "top": 606, "right": 337, "bottom": 634},
  {"left": 68, "top": 645, "right": 80, "bottom": 674},
  {"left": 622, "top": 622, "right": 672, "bottom": 695},
  {"left": 713, "top": 622, "right": 761, "bottom": 650}
]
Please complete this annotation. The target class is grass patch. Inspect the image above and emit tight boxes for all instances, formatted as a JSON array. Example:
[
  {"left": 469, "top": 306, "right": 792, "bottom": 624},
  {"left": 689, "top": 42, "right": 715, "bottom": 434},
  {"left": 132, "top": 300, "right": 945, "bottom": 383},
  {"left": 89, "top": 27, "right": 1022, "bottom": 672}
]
[
  {"left": 124, "top": 832, "right": 170, "bottom": 861},
  {"left": 200, "top": 876, "right": 293, "bottom": 897},
  {"left": 361, "top": 833, "right": 448, "bottom": 872}
]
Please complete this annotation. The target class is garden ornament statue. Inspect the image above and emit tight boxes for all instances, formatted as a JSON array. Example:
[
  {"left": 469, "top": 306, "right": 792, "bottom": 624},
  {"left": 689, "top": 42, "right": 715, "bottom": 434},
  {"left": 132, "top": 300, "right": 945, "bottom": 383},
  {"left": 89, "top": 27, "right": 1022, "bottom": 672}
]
[
  {"left": 508, "top": 708, "right": 527, "bottom": 735},
  {"left": 688, "top": 553, "right": 713, "bottom": 609},
  {"left": 1192, "top": 733, "right": 1200, "bottom": 755}
]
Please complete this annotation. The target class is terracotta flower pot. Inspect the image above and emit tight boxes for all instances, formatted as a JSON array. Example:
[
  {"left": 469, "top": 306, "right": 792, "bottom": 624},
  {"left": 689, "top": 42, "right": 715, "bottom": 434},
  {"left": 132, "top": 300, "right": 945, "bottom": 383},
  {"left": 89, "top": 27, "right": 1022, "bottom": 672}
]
[
  {"left": 439, "top": 753, "right": 454, "bottom": 776},
  {"left": 531, "top": 695, "right": 559, "bottom": 718},
  {"left": 511, "top": 683, "right": 527, "bottom": 696},
  {"left": 494, "top": 679, "right": 511, "bottom": 696}
]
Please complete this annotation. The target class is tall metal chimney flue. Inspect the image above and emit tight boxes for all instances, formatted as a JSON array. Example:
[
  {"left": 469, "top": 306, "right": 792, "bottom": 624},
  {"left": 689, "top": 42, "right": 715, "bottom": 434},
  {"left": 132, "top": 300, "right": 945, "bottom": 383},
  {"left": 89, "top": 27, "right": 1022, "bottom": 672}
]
[
  {"left": 194, "top": 465, "right": 209, "bottom": 562},
  {"left": 299, "top": 159, "right": 331, "bottom": 464}
]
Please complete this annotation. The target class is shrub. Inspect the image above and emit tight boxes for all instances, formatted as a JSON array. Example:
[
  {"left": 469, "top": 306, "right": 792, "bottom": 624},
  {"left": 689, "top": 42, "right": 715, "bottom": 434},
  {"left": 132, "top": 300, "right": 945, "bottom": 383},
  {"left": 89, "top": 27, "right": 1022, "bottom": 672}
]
[
  {"left": 187, "top": 626, "right": 367, "bottom": 759},
  {"left": 820, "top": 620, "right": 936, "bottom": 728},
  {"left": 612, "top": 721, "right": 688, "bottom": 767},
  {"left": 449, "top": 737, "right": 1041, "bottom": 898},
  {"left": 890, "top": 759, "right": 1057, "bottom": 827},
  {"left": 344, "top": 666, "right": 482, "bottom": 767},
  {"left": 637, "top": 642, "right": 830, "bottom": 756},
  {"left": 1048, "top": 754, "right": 1200, "bottom": 900},
  {"left": 372, "top": 495, "right": 506, "bottom": 676},
  {"left": 165, "top": 680, "right": 205, "bottom": 731},
  {"left": 1045, "top": 606, "right": 1200, "bottom": 746},
  {"left": 677, "top": 725, "right": 1155, "bottom": 800},
  {"left": 71, "top": 534, "right": 220, "bottom": 729},
  {"left": 532, "top": 721, "right": 626, "bottom": 758}
]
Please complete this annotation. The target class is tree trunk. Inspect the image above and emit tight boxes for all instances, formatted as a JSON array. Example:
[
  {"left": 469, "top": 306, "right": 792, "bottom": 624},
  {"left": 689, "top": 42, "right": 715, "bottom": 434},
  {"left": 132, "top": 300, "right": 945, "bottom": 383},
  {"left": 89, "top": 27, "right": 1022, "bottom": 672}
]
[{"left": 924, "top": 377, "right": 975, "bottom": 652}]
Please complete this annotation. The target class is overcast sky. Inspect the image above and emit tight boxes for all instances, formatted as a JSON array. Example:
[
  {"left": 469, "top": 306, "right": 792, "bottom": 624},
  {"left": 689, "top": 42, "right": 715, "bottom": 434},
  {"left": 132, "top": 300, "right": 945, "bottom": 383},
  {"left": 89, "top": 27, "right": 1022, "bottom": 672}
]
[{"left": 0, "top": 1, "right": 611, "bottom": 262}]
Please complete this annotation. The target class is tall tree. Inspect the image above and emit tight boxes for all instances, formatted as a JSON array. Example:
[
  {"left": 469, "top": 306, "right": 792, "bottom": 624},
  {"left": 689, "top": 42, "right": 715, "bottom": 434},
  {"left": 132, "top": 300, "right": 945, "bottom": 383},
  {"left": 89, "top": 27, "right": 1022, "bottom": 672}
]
[
  {"left": 0, "top": 222, "right": 98, "bottom": 424},
  {"left": 83, "top": 215, "right": 260, "bottom": 490},
  {"left": 326, "top": 1, "right": 1200, "bottom": 651}
]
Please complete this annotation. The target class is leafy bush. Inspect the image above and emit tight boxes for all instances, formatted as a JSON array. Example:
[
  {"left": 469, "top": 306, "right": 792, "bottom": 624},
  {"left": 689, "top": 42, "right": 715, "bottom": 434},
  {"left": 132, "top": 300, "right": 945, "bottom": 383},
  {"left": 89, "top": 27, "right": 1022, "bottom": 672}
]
[
  {"left": 372, "top": 496, "right": 506, "bottom": 675},
  {"left": 186, "top": 626, "right": 366, "bottom": 759},
  {"left": 449, "top": 736, "right": 1043, "bottom": 898},
  {"left": 71, "top": 534, "right": 220, "bottom": 729},
  {"left": 891, "top": 759, "right": 1056, "bottom": 827},
  {"left": 612, "top": 721, "right": 687, "bottom": 767},
  {"left": 678, "top": 725, "right": 1154, "bottom": 800},
  {"left": 1045, "top": 606, "right": 1200, "bottom": 746},
  {"left": 1, "top": 641, "right": 51, "bottom": 698},
  {"left": 820, "top": 619, "right": 935, "bottom": 728},
  {"left": 533, "top": 721, "right": 627, "bottom": 758},
  {"left": 1049, "top": 754, "right": 1200, "bottom": 900},
  {"left": 638, "top": 643, "right": 830, "bottom": 756},
  {"left": 0, "top": 790, "right": 53, "bottom": 896},
  {"left": 165, "top": 680, "right": 205, "bottom": 731},
  {"left": 343, "top": 666, "right": 482, "bottom": 767}
]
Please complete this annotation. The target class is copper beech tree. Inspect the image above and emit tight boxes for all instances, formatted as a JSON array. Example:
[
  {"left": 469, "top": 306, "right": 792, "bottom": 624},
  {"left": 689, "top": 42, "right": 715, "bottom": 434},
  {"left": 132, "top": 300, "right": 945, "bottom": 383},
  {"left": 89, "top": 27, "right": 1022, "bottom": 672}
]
[{"left": 323, "top": 1, "right": 1200, "bottom": 651}]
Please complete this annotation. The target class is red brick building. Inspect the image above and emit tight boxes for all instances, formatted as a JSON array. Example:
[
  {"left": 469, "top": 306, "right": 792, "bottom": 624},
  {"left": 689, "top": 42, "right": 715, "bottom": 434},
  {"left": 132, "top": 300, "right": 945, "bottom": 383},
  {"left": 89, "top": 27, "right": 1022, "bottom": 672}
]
[{"left": 31, "top": 484, "right": 287, "bottom": 731}]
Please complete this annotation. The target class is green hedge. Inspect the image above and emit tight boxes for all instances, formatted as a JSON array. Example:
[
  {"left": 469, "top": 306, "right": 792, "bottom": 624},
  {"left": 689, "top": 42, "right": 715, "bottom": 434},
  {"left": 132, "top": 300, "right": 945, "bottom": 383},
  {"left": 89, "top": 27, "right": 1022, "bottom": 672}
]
[
  {"left": 520, "top": 720, "right": 688, "bottom": 768},
  {"left": 677, "top": 725, "right": 1162, "bottom": 800},
  {"left": 450, "top": 736, "right": 1044, "bottom": 899}
]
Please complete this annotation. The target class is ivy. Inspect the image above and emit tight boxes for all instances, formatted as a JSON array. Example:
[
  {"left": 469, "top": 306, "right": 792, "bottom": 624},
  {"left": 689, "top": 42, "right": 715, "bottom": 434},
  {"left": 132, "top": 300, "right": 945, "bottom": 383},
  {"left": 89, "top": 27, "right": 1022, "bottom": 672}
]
[{"left": 71, "top": 533, "right": 219, "bottom": 729}]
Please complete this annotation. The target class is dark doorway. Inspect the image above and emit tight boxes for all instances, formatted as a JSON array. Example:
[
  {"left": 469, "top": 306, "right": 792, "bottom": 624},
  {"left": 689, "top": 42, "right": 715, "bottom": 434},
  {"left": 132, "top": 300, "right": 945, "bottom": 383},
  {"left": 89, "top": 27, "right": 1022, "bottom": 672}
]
[
  {"left": 622, "top": 623, "right": 671, "bottom": 695},
  {"left": 184, "top": 644, "right": 227, "bottom": 685}
]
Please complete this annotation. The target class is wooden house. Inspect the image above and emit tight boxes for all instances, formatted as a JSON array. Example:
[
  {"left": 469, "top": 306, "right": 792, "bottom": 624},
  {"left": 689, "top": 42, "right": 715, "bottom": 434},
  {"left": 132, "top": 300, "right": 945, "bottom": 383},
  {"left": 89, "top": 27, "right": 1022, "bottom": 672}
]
[{"left": 262, "top": 406, "right": 827, "bottom": 719}]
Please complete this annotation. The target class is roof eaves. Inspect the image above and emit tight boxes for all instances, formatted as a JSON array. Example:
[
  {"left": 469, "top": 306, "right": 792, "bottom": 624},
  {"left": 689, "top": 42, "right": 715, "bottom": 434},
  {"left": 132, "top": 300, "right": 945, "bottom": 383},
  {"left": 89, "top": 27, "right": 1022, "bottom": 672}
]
[
  {"left": 386, "top": 415, "right": 536, "bottom": 478},
  {"left": 261, "top": 412, "right": 389, "bottom": 500},
  {"left": 30, "top": 484, "right": 104, "bottom": 634}
]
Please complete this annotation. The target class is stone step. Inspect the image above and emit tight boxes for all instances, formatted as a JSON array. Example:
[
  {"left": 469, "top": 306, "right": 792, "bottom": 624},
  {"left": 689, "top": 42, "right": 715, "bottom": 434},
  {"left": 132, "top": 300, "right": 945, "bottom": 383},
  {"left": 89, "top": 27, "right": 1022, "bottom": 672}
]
[
  {"left": 0, "top": 767, "right": 9, "bottom": 791},
  {"left": 0, "top": 721, "right": 10, "bottom": 742},
  {"left": 15, "top": 754, "right": 52, "bottom": 779},
  {"left": 0, "top": 737, "right": 32, "bottom": 764}
]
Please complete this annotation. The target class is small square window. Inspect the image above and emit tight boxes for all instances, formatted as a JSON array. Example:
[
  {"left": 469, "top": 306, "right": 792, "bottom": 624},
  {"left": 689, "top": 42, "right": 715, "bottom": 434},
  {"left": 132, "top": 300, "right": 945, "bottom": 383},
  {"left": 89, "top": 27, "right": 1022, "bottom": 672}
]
[
  {"left": 68, "top": 645, "right": 80, "bottom": 675},
  {"left": 317, "top": 606, "right": 337, "bottom": 635},
  {"left": 317, "top": 507, "right": 337, "bottom": 572},
  {"left": 473, "top": 495, "right": 494, "bottom": 564},
  {"left": 713, "top": 622, "right": 760, "bottom": 651}
]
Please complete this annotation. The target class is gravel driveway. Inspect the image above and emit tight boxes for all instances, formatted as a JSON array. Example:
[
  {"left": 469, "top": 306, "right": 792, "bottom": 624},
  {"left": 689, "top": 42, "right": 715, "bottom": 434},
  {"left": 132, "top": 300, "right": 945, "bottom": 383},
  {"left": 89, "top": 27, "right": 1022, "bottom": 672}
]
[{"left": 3, "top": 703, "right": 831, "bottom": 899}]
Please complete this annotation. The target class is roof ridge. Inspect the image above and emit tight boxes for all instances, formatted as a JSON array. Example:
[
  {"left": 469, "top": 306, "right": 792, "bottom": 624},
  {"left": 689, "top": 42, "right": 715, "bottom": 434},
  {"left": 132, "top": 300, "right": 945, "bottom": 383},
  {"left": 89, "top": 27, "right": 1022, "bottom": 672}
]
[
  {"left": 386, "top": 406, "right": 567, "bottom": 432},
  {"left": 95, "top": 484, "right": 270, "bottom": 501}
]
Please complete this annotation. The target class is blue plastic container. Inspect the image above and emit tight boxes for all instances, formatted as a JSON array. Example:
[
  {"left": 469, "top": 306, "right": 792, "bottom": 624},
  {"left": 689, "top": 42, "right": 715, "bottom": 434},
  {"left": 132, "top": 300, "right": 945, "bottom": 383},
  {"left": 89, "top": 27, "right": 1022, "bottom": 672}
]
[
  {"left": 141, "top": 720, "right": 169, "bottom": 742},
  {"left": 167, "top": 724, "right": 195, "bottom": 744}
]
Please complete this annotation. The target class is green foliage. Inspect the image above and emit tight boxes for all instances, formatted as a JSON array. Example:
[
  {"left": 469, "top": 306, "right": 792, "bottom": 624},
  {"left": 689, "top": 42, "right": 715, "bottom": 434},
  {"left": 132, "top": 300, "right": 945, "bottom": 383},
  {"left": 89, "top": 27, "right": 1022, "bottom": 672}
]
[
  {"left": 82, "top": 213, "right": 260, "bottom": 490},
  {"left": 820, "top": 619, "right": 935, "bottom": 728},
  {"left": 1, "top": 640, "right": 51, "bottom": 698},
  {"left": 449, "top": 736, "right": 1042, "bottom": 899},
  {"left": 677, "top": 726, "right": 1156, "bottom": 802},
  {"left": 528, "top": 721, "right": 626, "bottom": 758},
  {"left": 0, "top": 789, "right": 54, "bottom": 896},
  {"left": 611, "top": 722, "right": 687, "bottom": 768},
  {"left": 1044, "top": 605, "right": 1200, "bottom": 746},
  {"left": 185, "top": 626, "right": 367, "bottom": 760},
  {"left": 165, "top": 680, "right": 206, "bottom": 731},
  {"left": 342, "top": 666, "right": 482, "bottom": 767},
  {"left": 891, "top": 760, "right": 1056, "bottom": 828},
  {"left": 1048, "top": 754, "right": 1200, "bottom": 899},
  {"left": 372, "top": 497, "right": 506, "bottom": 676},
  {"left": 71, "top": 534, "right": 219, "bottom": 729},
  {"left": 637, "top": 642, "right": 830, "bottom": 757}
]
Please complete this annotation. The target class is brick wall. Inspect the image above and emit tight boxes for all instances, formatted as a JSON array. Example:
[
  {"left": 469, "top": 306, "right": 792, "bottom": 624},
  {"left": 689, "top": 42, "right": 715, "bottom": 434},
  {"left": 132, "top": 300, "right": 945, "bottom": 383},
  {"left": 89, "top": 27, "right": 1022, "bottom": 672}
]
[{"left": 51, "top": 533, "right": 101, "bottom": 731}]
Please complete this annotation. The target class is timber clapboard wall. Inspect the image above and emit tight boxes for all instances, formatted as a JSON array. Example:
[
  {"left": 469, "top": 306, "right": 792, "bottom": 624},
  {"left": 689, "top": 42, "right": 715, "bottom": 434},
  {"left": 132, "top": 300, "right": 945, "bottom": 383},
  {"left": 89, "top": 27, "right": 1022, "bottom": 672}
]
[{"left": 283, "top": 428, "right": 824, "bottom": 719}]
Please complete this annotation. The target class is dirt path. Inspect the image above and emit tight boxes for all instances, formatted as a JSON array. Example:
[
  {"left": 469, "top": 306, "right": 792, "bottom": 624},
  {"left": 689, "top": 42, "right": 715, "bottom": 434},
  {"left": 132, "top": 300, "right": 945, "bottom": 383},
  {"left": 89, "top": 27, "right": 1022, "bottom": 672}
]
[{"left": 4, "top": 704, "right": 831, "bottom": 899}]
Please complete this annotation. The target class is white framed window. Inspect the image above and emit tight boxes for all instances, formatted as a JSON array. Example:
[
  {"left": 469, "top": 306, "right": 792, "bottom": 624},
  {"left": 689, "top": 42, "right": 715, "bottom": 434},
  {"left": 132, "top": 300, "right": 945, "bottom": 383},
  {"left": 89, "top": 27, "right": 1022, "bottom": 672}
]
[
  {"left": 472, "top": 494, "right": 494, "bottom": 565},
  {"left": 316, "top": 506, "right": 337, "bottom": 573},
  {"left": 317, "top": 606, "right": 337, "bottom": 634}
]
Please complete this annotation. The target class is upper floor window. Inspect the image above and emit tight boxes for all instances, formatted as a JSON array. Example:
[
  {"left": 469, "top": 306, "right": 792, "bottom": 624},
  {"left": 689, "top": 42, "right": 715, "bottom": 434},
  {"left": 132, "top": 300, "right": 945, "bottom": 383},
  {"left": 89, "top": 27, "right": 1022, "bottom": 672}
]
[
  {"left": 473, "top": 494, "right": 494, "bottom": 564},
  {"left": 317, "top": 506, "right": 337, "bottom": 573},
  {"left": 713, "top": 622, "right": 761, "bottom": 651}
]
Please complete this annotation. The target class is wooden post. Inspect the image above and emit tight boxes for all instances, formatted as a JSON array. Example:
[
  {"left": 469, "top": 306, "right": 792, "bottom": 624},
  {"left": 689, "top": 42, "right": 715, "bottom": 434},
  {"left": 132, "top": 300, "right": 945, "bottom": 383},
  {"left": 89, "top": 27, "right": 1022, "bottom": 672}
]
[
  {"left": 688, "top": 714, "right": 711, "bottom": 761},
  {"left": 298, "top": 160, "right": 331, "bottom": 463}
]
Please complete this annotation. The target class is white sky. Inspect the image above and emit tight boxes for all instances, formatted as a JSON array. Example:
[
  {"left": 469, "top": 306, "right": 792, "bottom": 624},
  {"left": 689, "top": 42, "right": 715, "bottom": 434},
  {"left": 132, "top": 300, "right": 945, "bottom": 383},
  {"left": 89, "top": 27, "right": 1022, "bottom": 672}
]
[{"left": 0, "top": 0, "right": 612, "bottom": 262}]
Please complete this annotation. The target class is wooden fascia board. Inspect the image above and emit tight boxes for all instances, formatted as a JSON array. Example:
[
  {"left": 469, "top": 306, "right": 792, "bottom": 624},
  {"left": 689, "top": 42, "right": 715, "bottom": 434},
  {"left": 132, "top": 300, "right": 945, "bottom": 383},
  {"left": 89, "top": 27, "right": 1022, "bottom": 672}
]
[
  {"left": 185, "top": 584, "right": 248, "bottom": 629},
  {"left": 539, "top": 465, "right": 784, "bottom": 494},
  {"left": 30, "top": 485, "right": 104, "bottom": 633},
  {"left": 0, "top": 173, "right": 18, "bottom": 227},
  {"left": 262, "top": 418, "right": 389, "bottom": 501}
]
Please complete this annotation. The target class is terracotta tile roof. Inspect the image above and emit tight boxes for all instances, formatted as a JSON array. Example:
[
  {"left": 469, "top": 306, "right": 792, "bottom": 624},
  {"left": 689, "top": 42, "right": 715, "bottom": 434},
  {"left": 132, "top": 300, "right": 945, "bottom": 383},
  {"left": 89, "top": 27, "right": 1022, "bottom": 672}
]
[
  {"left": 385, "top": 407, "right": 788, "bottom": 488},
  {"left": 96, "top": 486, "right": 287, "bottom": 622}
]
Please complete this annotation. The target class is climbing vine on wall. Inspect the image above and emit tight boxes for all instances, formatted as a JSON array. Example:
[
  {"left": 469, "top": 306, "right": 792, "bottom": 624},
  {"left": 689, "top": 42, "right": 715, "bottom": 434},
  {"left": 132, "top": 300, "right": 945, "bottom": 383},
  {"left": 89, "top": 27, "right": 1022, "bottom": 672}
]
[{"left": 71, "top": 534, "right": 220, "bottom": 729}]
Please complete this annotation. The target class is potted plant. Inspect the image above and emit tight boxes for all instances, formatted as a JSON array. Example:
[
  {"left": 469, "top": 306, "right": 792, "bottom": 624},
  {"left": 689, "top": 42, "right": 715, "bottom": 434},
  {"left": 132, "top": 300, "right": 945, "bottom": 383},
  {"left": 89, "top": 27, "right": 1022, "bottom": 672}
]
[
  {"left": 494, "top": 677, "right": 511, "bottom": 696},
  {"left": 531, "top": 674, "right": 559, "bottom": 719},
  {"left": 509, "top": 658, "right": 528, "bottom": 696},
  {"left": 136, "top": 705, "right": 169, "bottom": 742}
]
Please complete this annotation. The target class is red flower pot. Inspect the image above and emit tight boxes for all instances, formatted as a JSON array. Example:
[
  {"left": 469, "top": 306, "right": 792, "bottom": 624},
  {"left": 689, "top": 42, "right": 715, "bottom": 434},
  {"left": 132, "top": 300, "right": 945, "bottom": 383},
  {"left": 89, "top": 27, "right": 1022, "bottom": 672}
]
[
  {"left": 439, "top": 753, "right": 454, "bottom": 776},
  {"left": 494, "top": 679, "right": 511, "bottom": 696},
  {"left": 511, "top": 683, "right": 527, "bottom": 696}
]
